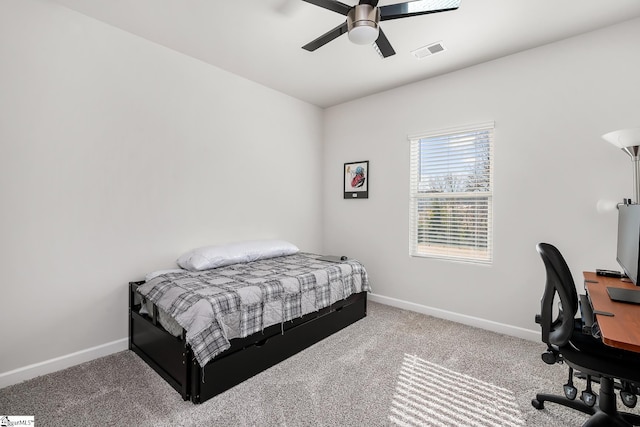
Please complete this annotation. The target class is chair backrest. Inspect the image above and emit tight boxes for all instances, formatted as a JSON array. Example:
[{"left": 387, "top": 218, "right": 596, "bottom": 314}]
[{"left": 536, "top": 243, "right": 579, "bottom": 347}]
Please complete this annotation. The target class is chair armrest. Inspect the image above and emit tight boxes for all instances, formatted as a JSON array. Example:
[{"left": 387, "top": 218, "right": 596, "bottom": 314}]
[{"left": 579, "top": 293, "right": 594, "bottom": 335}]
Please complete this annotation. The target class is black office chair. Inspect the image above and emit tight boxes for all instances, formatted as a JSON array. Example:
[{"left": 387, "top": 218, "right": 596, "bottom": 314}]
[{"left": 532, "top": 242, "right": 640, "bottom": 426}]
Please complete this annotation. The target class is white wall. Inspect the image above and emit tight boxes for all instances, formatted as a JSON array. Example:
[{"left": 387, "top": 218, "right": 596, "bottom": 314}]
[
  {"left": 0, "top": 0, "right": 323, "bottom": 376},
  {"left": 2, "top": 0, "right": 638, "bottom": 386},
  {"left": 323, "top": 18, "right": 640, "bottom": 336}
]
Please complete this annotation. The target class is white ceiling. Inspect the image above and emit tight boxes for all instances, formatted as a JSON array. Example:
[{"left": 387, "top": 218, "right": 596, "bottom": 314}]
[{"left": 52, "top": 0, "right": 640, "bottom": 108}]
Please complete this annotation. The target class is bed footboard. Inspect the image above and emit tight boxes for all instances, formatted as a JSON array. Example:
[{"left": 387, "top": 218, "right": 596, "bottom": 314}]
[{"left": 129, "top": 281, "right": 191, "bottom": 400}]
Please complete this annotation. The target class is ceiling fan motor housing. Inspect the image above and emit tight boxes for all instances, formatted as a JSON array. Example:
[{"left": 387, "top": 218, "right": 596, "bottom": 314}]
[{"left": 347, "top": 4, "right": 380, "bottom": 44}]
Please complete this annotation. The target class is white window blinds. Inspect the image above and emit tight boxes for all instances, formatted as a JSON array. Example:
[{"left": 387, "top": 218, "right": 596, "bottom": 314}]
[{"left": 409, "top": 122, "right": 494, "bottom": 264}]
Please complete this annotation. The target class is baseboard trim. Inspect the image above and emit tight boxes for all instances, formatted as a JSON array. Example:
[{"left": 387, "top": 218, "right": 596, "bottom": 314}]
[
  {"left": 1, "top": 296, "right": 539, "bottom": 389},
  {"left": 0, "top": 338, "right": 128, "bottom": 389},
  {"left": 369, "top": 293, "right": 539, "bottom": 342}
]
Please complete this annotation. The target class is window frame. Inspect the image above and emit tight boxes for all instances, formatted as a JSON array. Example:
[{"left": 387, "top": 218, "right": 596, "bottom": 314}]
[{"left": 408, "top": 122, "right": 494, "bottom": 264}]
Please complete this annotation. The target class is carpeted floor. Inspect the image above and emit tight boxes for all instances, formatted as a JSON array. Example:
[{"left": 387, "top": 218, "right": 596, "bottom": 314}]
[{"left": 2, "top": 302, "right": 639, "bottom": 426}]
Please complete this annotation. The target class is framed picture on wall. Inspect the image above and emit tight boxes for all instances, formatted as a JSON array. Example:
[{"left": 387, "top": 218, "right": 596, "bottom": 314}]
[{"left": 344, "top": 161, "right": 369, "bottom": 199}]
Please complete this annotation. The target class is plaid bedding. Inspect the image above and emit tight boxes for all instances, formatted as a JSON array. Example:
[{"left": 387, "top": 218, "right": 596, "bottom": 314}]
[{"left": 136, "top": 253, "right": 370, "bottom": 367}]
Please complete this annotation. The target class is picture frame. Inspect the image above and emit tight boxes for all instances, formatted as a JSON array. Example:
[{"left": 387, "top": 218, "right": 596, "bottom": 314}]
[{"left": 344, "top": 161, "right": 369, "bottom": 199}]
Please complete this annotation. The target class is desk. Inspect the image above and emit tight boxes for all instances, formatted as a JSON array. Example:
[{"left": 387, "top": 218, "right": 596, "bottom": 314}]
[{"left": 583, "top": 271, "right": 640, "bottom": 353}]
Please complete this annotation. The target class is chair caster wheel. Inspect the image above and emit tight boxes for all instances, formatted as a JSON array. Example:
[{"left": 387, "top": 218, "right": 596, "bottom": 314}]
[
  {"left": 531, "top": 399, "right": 544, "bottom": 410},
  {"left": 563, "top": 384, "right": 577, "bottom": 400},
  {"left": 621, "top": 390, "right": 637, "bottom": 408},
  {"left": 581, "top": 390, "right": 597, "bottom": 407}
]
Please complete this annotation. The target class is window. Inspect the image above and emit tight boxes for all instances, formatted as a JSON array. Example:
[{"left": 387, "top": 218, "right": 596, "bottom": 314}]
[{"left": 409, "top": 122, "right": 494, "bottom": 264}]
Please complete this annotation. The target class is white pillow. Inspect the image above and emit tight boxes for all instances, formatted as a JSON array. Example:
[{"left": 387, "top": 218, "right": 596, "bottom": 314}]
[{"left": 176, "top": 239, "right": 299, "bottom": 271}]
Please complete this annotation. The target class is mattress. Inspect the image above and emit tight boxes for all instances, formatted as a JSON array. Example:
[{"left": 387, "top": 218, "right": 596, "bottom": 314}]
[
  {"left": 137, "top": 253, "right": 370, "bottom": 367},
  {"left": 141, "top": 301, "right": 184, "bottom": 337}
]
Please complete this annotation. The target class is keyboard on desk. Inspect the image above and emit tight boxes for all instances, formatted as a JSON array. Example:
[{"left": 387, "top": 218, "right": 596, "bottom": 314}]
[{"left": 607, "top": 287, "right": 640, "bottom": 304}]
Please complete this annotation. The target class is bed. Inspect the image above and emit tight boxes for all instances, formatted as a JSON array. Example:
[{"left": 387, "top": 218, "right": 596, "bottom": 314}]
[{"left": 128, "top": 247, "right": 370, "bottom": 404}]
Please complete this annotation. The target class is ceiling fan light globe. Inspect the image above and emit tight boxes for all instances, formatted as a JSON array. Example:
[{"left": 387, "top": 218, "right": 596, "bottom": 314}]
[
  {"left": 346, "top": 4, "right": 380, "bottom": 45},
  {"left": 348, "top": 25, "right": 379, "bottom": 45}
]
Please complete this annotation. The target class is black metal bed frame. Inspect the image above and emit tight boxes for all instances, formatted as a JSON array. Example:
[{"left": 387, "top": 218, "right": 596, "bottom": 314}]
[{"left": 129, "top": 281, "right": 367, "bottom": 404}]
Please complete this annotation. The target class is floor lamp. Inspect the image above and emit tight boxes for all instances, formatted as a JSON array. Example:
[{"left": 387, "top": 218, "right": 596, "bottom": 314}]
[{"left": 603, "top": 128, "right": 640, "bottom": 205}]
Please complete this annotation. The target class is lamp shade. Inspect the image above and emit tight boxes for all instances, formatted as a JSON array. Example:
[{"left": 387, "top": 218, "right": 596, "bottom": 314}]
[
  {"left": 602, "top": 128, "right": 640, "bottom": 149},
  {"left": 603, "top": 127, "right": 640, "bottom": 204}
]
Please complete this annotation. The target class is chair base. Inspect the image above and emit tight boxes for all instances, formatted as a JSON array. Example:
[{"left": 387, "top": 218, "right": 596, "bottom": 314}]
[
  {"left": 532, "top": 377, "right": 640, "bottom": 426},
  {"left": 583, "top": 411, "right": 640, "bottom": 427},
  {"left": 532, "top": 393, "right": 595, "bottom": 415}
]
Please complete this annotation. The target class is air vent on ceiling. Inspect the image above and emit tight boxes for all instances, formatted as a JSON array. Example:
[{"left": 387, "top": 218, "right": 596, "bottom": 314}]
[{"left": 411, "top": 41, "right": 446, "bottom": 59}]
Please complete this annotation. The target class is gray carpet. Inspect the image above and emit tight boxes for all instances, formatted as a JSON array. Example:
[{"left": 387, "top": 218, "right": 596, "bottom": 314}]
[{"left": 2, "top": 302, "right": 639, "bottom": 426}]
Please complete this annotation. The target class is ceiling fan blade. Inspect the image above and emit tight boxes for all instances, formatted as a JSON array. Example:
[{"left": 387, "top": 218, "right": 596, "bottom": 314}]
[
  {"left": 302, "top": 21, "right": 349, "bottom": 51},
  {"left": 302, "top": 0, "right": 352, "bottom": 16},
  {"left": 380, "top": 0, "right": 460, "bottom": 21},
  {"left": 373, "top": 28, "right": 396, "bottom": 58},
  {"left": 358, "top": 0, "right": 380, "bottom": 6}
]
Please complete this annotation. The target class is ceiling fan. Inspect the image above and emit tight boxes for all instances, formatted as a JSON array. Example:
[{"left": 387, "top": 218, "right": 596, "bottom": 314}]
[{"left": 301, "top": 0, "right": 461, "bottom": 58}]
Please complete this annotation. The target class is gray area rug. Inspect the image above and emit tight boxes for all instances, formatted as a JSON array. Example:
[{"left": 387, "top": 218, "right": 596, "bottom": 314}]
[{"left": 2, "top": 302, "right": 639, "bottom": 426}]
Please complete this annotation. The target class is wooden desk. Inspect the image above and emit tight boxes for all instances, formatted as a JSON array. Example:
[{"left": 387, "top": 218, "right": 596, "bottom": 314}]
[{"left": 583, "top": 271, "right": 640, "bottom": 353}]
